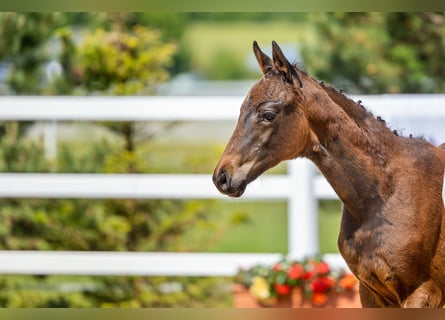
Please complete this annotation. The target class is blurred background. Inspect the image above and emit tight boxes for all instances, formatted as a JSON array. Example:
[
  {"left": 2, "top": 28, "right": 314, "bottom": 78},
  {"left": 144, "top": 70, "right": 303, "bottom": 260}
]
[{"left": 0, "top": 12, "right": 444, "bottom": 307}]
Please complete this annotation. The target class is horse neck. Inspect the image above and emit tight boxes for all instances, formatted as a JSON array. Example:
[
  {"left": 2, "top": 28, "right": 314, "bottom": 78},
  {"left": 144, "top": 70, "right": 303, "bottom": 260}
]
[{"left": 304, "top": 89, "right": 395, "bottom": 221}]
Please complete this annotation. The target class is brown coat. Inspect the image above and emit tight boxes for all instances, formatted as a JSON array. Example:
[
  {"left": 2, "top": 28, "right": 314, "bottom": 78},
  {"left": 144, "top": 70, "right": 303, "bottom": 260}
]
[{"left": 213, "top": 41, "right": 445, "bottom": 307}]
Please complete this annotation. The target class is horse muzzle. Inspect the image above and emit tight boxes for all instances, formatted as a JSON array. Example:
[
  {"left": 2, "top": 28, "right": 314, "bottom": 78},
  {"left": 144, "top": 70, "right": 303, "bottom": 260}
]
[{"left": 212, "top": 167, "right": 247, "bottom": 198}]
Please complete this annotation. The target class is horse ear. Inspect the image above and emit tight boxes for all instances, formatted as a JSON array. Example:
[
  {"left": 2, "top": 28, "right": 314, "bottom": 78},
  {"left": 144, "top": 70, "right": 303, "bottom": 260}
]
[
  {"left": 271, "top": 41, "right": 302, "bottom": 87},
  {"left": 253, "top": 41, "right": 273, "bottom": 75}
]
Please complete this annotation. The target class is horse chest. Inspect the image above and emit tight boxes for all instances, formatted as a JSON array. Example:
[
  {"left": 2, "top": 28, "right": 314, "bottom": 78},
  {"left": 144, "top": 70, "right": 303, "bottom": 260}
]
[
  {"left": 339, "top": 225, "right": 386, "bottom": 274},
  {"left": 339, "top": 228, "right": 403, "bottom": 305},
  {"left": 338, "top": 209, "right": 387, "bottom": 270},
  {"left": 338, "top": 211, "right": 438, "bottom": 306}
]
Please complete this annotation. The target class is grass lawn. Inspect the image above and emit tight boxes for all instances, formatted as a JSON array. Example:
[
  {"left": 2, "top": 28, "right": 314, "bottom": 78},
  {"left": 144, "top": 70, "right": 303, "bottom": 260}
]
[
  {"left": 183, "top": 21, "right": 316, "bottom": 79},
  {"left": 318, "top": 200, "right": 342, "bottom": 253},
  {"left": 205, "top": 200, "right": 289, "bottom": 253},
  {"left": 202, "top": 199, "right": 342, "bottom": 254}
]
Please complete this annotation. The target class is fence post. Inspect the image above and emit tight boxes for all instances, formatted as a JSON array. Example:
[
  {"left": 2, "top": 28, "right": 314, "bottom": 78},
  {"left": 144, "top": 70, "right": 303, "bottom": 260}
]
[{"left": 287, "top": 158, "right": 319, "bottom": 259}]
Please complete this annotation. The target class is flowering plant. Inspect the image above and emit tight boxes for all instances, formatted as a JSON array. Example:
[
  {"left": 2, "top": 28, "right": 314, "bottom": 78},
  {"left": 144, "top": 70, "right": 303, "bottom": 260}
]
[{"left": 234, "top": 257, "right": 357, "bottom": 306}]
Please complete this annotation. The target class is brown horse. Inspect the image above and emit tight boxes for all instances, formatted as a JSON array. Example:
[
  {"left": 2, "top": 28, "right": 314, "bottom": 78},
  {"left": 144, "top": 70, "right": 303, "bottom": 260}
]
[{"left": 213, "top": 41, "right": 445, "bottom": 308}]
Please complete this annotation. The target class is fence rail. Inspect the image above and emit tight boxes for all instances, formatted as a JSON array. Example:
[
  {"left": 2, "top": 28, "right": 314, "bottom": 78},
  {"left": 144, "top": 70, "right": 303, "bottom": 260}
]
[
  {"left": 0, "top": 173, "right": 336, "bottom": 200},
  {"left": 0, "top": 95, "right": 444, "bottom": 275},
  {"left": 0, "top": 250, "right": 345, "bottom": 276},
  {"left": 2, "top": 94, "right": 445, "bottom": 120}
]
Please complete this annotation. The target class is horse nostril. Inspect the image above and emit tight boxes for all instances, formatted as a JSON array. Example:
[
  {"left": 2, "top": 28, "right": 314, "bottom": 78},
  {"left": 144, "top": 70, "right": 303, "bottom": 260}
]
[{"left": 217, "top": 169, "right": 229, "bottom": 190}]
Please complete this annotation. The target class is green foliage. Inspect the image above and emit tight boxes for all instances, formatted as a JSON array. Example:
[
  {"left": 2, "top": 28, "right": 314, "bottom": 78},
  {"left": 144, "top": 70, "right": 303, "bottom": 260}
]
[
  {"left": 0, "top": 276, "right": 94, "bottom": 307},
  {"left": 0, "top": 13, "right": 60, "bottom": 94},
  {"left": 186, "top": 13, "right": 308, "bottom": 23},
  {"left": 0, "top": 13, "right": 186, "bottom": 95},
  {"left": 79, "top": 27, "right": 175, "bottom": 95},
  {"left": 54, "top": 24, "right": 176, "bottom": 95},
  {"left": 57, "top": 140, "right": 114, "bottom": 173},
  {"left": 301, "top": 13, "right": 445, "bottom": 93},
  {"left": 90, "top": 276, "right": 231, "bottom": 308},
  {"left": 133, "top": 13, "right": 191, "bottom": 74},
  {"left": 0, "top": 123, "right": 48, "bottom": 172}
]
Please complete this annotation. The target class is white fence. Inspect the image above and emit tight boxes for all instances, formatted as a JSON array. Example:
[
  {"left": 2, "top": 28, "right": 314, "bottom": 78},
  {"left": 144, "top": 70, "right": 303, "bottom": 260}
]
[{"left": 0, "top": 95, "right": 444, "bottom": 276}]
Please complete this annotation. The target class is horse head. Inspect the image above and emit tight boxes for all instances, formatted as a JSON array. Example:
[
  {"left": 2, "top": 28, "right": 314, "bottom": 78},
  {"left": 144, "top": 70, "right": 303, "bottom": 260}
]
[{"left": 213, "top": 41, "right": 317, "bottom": 197}]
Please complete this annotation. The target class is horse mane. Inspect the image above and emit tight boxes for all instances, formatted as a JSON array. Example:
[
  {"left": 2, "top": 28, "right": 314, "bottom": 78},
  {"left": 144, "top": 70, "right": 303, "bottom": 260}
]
[
  {"left": 319, "top": 82, "right": 399, "bottom": 137},
  {"left": 292, "top": 64, "right": 422, "bottom": 143},
  {"left": 323, "top": 85, "right": 376, "bottom": 125},
  {"left": 313, "top": 82, "right": 399, "bottom": 166},
  {"left": 290, "top": 63, "right": 377, "bottom": 126},
  {"left": 320, "top": 83, "right": 427, "bottom": 141}
]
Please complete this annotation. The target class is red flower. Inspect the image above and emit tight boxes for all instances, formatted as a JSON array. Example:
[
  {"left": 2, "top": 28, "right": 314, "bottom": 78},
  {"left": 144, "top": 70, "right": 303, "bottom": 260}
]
[
  {"left": 313, "top": 261, "right": 330, "bottom": 275},
  {"left": 303, "top": 270, "right": 314, "bottom": 280},
  {"left": 287, "top": 264, "right": 304, "bottom": 280},
  {"left": 274, "top": 283, "right": 291, "bottom": 296},
  {"left": 311, "top": 276, "right": 335, "bottom": 293}
]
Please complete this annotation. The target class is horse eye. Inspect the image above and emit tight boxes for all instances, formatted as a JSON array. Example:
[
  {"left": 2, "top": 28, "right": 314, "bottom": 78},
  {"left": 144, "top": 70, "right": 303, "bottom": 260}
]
[{"left": 263, "top": 111, "right": 277, "bottom": 122}]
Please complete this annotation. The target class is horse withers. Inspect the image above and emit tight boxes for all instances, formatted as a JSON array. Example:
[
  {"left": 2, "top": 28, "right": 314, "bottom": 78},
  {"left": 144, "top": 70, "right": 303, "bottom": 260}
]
[{"left": 213, "top": 41, "right": 445, "bottom": 308}]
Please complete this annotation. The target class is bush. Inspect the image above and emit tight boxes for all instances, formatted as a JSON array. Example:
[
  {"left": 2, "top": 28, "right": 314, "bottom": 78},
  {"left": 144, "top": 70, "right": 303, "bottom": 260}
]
[{"left": 301, "top": 13, "right": 445, "bottom": 94}]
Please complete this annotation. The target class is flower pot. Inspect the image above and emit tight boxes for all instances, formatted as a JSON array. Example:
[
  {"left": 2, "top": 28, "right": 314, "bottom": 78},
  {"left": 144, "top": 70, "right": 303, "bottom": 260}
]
[{"left": 232, "top": 284, "right": 362, "bottom": 308}]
